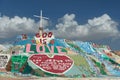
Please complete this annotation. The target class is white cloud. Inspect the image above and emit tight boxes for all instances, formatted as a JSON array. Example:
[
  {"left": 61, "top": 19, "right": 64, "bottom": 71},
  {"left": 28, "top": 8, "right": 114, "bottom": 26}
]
[
  {"left": 53, "top": 14, "right": 120, "bottom": 40},
  {"left": 0, "top": 15, "right": 49, "bottom": 38},
  {"left": 0, "top": 14, "right": 119, "bottom": 41}
]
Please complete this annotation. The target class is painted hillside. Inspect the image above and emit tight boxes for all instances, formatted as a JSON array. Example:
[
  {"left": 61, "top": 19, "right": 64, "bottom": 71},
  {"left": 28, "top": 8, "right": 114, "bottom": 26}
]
[
  {"left": 1, "top": 11, "right": 120, "bottom": 79},
  {"left": 1, "top": 34, "right": 120, "bottom": 78}
]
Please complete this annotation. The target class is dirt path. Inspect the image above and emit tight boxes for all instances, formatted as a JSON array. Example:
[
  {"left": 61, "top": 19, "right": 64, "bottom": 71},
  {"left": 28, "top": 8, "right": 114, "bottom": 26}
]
[{"left": 1, "top": 76, "right": 120, "bottom": 80}]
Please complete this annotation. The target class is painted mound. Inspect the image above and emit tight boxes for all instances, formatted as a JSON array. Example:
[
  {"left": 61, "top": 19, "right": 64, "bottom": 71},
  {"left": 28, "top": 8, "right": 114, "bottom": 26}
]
[{"left": 1, "top": 32, "right": 120, "bottom": 78}]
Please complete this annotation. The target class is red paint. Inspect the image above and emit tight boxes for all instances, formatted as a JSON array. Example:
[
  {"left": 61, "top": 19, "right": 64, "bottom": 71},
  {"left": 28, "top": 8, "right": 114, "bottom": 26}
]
[
  {"left": 50, "top": 40, "right": 54, "bottom": 44},
  {"left": 32, "top": 40, "right": 35, "bottom": 43},
  {"left": 35, "top": 32, "right": 53, "bottom": 44},
  {"left": 35, "top": 32, "right": 53, "bottom": 38},
  {"left": 107, "top": 53, "right": 112, "bottom": 57},
  {"left": 82, "top": 74, "right": 86, "bottom": 78},
  {"left": 42, "top": 32, "right": 47, "bottom": 38},
  {"left": 29, "top": 54, "right": 73, "bottom": 74},
  {"left": 35, "top": 33, "right": 40, "bottom": 38},
  {"left": 48, "top": 32, "right": 53, "bottom": 38}
]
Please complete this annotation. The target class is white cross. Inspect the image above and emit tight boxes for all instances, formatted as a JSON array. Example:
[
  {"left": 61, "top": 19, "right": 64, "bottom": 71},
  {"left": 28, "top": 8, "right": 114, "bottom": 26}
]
[{"left": 34, "top": 10, "right": 49, "bottom": 28}]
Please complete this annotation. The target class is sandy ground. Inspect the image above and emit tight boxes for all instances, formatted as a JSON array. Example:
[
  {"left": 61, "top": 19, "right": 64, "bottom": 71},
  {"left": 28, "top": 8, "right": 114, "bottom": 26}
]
[
  {"left": 1, "top": 72, "right": 120, "bottom": 80},
  {"left": 1, "top": 76, "right": 120, "bottom": 80}
]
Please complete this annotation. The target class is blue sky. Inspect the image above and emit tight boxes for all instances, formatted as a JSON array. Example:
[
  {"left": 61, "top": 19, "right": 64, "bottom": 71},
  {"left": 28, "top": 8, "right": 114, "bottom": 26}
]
[
  {"left": 1, "top": 0, "right": 120, "bottom": 22},
  {"left": 0, "top": 0, "right": 120, "bottom": 50}
]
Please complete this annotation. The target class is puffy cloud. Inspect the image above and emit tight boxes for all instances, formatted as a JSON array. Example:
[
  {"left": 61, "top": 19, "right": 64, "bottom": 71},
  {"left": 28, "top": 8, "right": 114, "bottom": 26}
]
[
  {"left": 53, "top": 14, "right": 120, "bottom": 40},
  {"left": 0, "top": 16, "right": 48, "bottom": 38},
  {"left": 0, "top": 14, "right": 119, "bottom": 41}
]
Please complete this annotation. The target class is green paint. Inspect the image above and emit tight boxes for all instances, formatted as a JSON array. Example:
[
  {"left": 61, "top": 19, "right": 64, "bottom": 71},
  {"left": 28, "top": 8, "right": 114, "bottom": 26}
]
[
  {"left": 67, "top": 43, "right": 84, "bottom": 53},
  {"left": 11, "top": 55, "right": 28, "bottom": 72},
  {"left": 92, "top": 60, "right": 107, "bottom": 75}
]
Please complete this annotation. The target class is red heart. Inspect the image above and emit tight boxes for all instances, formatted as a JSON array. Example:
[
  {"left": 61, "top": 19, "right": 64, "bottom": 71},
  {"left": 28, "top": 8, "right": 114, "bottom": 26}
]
[
  {"left": 29, "top": 54, "right": 74, "bottom": 74},
  {"left": 35, "top": 33, "right": 40, "bottom": 38}
]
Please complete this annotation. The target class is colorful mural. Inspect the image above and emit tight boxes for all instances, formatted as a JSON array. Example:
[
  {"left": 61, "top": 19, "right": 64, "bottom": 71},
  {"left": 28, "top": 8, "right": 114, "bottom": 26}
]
[
  {"left": 0, "top": 54, "right": 11, "bottom": 69},
  {"left": 1, "top": 11, "right": 120, "bottom": 79},
  {"left": 28, "top": 54, "right": 74, "bottom": 74},
  {"left": 34, "top": 32, "right": 54, "bottom": 44},
  {"left": 1, "top": 36, "right": 120, "bottom": 77}
]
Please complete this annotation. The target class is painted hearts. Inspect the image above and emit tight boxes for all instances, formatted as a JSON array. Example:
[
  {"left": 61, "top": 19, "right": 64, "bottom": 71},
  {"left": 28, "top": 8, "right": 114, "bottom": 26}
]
[{"left": 29, "top": 54, "right": 74, "bottom": 74}]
